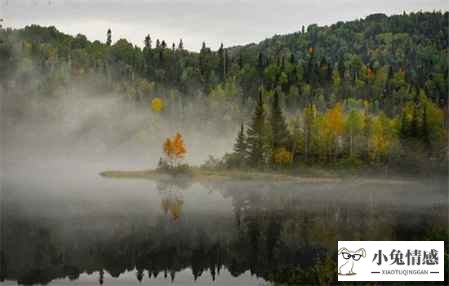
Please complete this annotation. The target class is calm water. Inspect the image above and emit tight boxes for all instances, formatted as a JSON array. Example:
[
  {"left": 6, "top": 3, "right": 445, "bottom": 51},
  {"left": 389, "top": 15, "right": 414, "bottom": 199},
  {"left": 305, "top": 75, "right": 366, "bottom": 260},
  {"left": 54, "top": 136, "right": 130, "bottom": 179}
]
[{"left": 1, "top": 160, "right": 448, "bottom": 285}]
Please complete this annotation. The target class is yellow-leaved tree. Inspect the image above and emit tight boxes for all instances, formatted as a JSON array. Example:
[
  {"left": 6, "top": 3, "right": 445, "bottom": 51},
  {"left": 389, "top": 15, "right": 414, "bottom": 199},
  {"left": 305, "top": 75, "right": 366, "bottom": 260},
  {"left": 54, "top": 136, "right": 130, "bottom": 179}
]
[
  {"left": 273, "top": 147, "right": 293, "bottom": 166},
  {"left": 163, "top": 132, "right": 187, "bottom": 167},
  {"left": 151, "top": 97, "right": 165, "bottom": 113},
  {"left": 325, "top": 103, "right": 344, "bottom": 160},
  {"left": 369, "top": 113, "right": 394, "bottom": 162}
]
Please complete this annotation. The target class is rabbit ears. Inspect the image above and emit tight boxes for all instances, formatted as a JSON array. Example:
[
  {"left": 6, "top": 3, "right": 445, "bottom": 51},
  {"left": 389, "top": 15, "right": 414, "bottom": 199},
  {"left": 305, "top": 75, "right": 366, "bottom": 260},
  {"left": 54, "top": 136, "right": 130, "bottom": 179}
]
[
  {"left": 355, "top": 248, "right": 366, "bottom": 257},
  {"left": 338, "top": 247, "right": 366, "bottom": 257},
  {"left": 338, "top": 247, "right": 349, "bottom": 254}
]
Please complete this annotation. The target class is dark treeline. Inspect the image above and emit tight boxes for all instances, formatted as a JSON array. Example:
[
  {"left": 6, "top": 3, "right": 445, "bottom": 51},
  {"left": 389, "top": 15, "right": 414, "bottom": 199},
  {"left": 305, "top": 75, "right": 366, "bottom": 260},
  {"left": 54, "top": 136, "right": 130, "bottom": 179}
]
[
  {"left": 0, "top": 11, "right": 447, "bottom": 172},
  {"left": 1, "top": 12, "right": 448, "bottom": 105},
  {"left": 1, "top": 181, "right": 447, "bottom": 285}
]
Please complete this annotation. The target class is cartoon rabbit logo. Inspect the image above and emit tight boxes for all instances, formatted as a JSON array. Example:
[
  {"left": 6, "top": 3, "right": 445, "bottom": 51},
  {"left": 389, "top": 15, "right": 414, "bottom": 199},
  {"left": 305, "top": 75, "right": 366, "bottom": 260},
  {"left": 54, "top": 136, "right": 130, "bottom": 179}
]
[{"left": 338, "top": 247, "right": 366, "bottom": 275}]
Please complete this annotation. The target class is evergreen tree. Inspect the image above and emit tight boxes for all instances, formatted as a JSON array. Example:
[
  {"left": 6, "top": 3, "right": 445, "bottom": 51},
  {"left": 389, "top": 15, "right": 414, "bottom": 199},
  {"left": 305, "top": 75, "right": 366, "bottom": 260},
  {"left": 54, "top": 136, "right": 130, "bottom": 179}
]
[
  {"left": 337, "top": 59, "right": 345, "bottom": 80},
  {"left": 144, "top": 34, "right": 152, "bottom": 49},
  {"left": 271, "top": 90, "right": 291, "bottom": 152},
  {"left": 421, "top": 103, "right": 430, "bottom": 147},
  {"left": 224, "top": 49, "right": 230, "bottom": 78},
  {"left": 201, "top": 41, "right": 207, "bottom": 52},
  {"left": 246, "top": 91, "right": 266, "bottom": 167},
  {"left": 385, "top": 65, "right": 394, "bottom": 95},
  {"left": 106, "top": 29, "right": 112, "bottom": 46},
  {"left": 257, "top": 52, "right": 265, "bottom": 75},
  {"left": 233, "top": 123, "right": 247, "bottom": 167},
  {"left": 178, "top": 39, "right": 184, "bottom": 50},
  {"left": 218, "top": 43, "right": 225, "bottom": 82},
  {"left": 238, "top": 53, "right": 243, "bottom": 69},
  {"left": 399, "top": 108, "right": 409, "bottom": 139},
  {"left": 410, "top": 102, "right": 419, "bottom": 138}
]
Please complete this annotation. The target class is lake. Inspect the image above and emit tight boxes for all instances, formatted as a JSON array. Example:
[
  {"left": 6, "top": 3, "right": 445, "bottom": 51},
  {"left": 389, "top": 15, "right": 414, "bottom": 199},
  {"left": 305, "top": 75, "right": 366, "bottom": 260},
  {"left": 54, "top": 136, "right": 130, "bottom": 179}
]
[{"left": 1, "top": 160, "right": 448, "bottom": 285}]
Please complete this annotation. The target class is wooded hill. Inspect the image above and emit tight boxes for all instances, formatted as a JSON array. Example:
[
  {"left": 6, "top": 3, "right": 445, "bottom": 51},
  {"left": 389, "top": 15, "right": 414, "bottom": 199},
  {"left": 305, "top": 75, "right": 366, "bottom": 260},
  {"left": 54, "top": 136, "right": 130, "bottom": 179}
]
[{"left": 0, "top": 11, "right": 447, "bottom": 172}]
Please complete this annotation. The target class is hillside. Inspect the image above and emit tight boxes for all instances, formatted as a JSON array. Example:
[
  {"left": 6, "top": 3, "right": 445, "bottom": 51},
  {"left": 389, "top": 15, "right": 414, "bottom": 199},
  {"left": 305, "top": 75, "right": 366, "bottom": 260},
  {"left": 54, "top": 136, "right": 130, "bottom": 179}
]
[
  {"left": 1, "top": 11, "right": 447, "bottom": 107},
  {"left": 1, "top": 11, "right": 447, "bottom": 174}
]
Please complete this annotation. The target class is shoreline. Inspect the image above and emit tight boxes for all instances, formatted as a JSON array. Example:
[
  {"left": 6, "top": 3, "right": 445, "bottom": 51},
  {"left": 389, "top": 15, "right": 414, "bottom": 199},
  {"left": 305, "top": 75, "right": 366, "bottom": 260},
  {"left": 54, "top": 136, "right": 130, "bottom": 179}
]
[{"left": 99, "top": 168, "right": 423, "bottom": 185}]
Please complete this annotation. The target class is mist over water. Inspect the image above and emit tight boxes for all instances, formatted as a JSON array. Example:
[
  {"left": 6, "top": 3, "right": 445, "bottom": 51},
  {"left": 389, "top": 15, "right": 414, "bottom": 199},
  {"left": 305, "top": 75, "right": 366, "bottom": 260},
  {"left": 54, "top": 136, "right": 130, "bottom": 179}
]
[
  {"left": 1, "top": 82, "right": 238, "bottom": 171},
  {"left": 1, "top": 25, "right": 448, "bottom": 286},
  {"left": 1, "top": 83, "right": 448, "bottom": 285},
  {"left": 2, "top": 157, "right": 447, "bottom": 285}
]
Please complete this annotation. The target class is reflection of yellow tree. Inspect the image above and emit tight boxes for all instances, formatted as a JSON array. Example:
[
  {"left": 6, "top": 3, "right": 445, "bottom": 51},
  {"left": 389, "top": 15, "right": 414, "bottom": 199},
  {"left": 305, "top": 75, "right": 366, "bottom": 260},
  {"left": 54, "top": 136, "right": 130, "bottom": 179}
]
[
  {"left": 170, "top": 198, "right": 184, "bottom": 221},
  {"left": 157, "top": 180, "right": 186, "bottom": 222},
  {"left": 160, "top": 196, "right": 184, "bottom": 221}
]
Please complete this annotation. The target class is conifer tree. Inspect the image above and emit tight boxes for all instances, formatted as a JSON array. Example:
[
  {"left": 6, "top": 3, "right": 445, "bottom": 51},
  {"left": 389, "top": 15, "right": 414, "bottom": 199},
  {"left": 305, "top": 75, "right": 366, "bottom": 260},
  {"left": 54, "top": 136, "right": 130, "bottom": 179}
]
[
  {"left": 421, "top": 103, "right": 430, "bottom": 147},
  {"left": 246, "top": 91, "right": 266, "bottom": 167},
  {"left": 337, "top": 59, "right": 345, "bottom": 79},
  {"left": 303, "top": 105, "right": 314, "bottom": 162},
  {"left": 144, "top": 34, "right": 152, "bottom": 49},
  {"left": 218, "top": 43, "right": 225, "bottom": 82},
  {"left": 233, "top": 123, "right": 247, "bottom": 166},
  {"left": 106, "top": 29, "right": 112, "bottom": 46},
  {"left": 399, "top": 108, "right": 409, "bottom": 139},
  {"left": 271, "top": 90, "right": 291, "bottom": 152},
  {"left": 410, "top": 102, "right": 419, "bottom": 138}
]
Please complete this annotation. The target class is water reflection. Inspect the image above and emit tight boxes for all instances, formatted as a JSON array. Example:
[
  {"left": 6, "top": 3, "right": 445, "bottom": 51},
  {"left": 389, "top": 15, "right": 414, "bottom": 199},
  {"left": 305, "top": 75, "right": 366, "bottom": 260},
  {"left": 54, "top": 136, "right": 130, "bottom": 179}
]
[
  {"left": 157, "top": 180, "right": 186, "bottom": 222},
  {"left": 1, "top": 176, "right": 448, "bottom": 285}
]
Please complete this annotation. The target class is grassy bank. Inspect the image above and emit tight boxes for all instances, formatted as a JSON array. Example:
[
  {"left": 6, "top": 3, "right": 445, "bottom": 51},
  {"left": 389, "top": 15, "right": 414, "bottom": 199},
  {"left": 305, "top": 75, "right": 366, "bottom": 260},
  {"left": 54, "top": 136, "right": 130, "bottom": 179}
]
[
  {"left": 99, "top": 167, "right": 342, "bottom": 183},
  {"left": 99, "top": 166, "right": 426, "bottom": 185}
]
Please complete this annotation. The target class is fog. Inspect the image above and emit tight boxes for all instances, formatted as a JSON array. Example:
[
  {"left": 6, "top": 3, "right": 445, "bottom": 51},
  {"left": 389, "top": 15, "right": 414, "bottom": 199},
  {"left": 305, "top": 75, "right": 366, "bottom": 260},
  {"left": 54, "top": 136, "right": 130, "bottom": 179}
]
[
  {"left": 1, "top": 80, "right": 240, "bottom": 173},
  {"left": 1, "top": 5, "right": 448, "bottom": 286},
  {"left": 2, "top": 82, "right": 447, "bottom": 283},
  {"left": 1, "top": 62, "right": 448, "bottom": 207}
]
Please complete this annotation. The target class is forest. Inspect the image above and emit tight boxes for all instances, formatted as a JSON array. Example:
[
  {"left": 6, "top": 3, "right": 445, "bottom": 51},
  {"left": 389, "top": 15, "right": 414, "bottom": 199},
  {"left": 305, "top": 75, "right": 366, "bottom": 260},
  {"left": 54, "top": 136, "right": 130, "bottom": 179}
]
[{"left": 1, "top": 11, "right": 448, "bottom": 174}]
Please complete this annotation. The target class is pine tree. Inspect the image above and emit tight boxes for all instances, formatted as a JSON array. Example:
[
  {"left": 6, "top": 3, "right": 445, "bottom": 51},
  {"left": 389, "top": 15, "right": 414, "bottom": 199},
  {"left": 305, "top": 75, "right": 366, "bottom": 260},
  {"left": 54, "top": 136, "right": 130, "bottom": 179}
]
[
  {"left": 257, "top": 52, "right": 264, "bottom": 74},
  {"left": 421, "top": 103, "right": 430, "bottom": 147},
  {"left": 218, "top": 43, "right": 225, "bottom": 82},
  {"left": 178, "top": 39, "right": 184, "bottom": 50},
  {"left": 337, "top": 59, "right": 345, "bottom": 80},
  {"left": 144, "top": 34, "right": 152, "bottom": 49},
  {"left": 410, "top": 102, "right": 419, "bottom": 138},
  {"left": 246, "top": 91, "right": 266, "bottom": 167},
  {"left": 399, "top": 108, "right": 409, "bottom": 139},
  {"left": 106, "top": 29, "right": 112, "bottom": 46},
  {"left": 238, "top": 53, "right": 243, "bottom": 69},
  {"left": 224, "top": 49, "right": 230, "bottom": 79},
  {"left": 303, "top": 104, "right": 317, "bottom": 162},
  {"left": 233, "top": 123, "right": 247, "bottom": 167},
  {"left": 271, "top": 90, "right": 291, "bottom": 152}
]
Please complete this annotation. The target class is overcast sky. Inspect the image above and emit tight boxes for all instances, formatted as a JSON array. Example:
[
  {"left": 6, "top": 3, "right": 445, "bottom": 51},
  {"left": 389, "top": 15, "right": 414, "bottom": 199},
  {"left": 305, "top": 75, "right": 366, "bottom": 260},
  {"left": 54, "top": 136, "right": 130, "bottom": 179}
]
[{"left": 2, "top": 0, "right": 448, "bottom": 51}]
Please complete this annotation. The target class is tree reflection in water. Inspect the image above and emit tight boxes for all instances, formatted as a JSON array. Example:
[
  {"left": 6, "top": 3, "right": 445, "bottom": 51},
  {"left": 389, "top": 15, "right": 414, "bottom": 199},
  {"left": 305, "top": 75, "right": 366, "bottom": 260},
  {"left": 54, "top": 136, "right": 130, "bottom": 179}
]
[
  {"left": 157, "top": 179, "right": 187, "bottom": 222},
  {"left": 1, "top": 178, "right": 447, "bottom": 285}
]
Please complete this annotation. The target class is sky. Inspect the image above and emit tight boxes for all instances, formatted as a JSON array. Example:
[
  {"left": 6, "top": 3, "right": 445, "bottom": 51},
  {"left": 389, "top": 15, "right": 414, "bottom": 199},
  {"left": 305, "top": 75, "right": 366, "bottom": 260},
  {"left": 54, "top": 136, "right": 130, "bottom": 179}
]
[{"left": 1, "top": 0, "right": 448, "bottom": 51}]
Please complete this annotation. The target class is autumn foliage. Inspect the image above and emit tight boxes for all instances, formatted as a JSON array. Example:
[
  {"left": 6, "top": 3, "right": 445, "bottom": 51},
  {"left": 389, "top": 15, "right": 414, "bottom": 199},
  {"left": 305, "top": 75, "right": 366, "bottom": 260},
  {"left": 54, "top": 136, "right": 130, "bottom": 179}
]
[
  {"left": 151, "top": 97, "right": 165, "bottom": 113},
  {"left": 163, "top": 132, "right": 187, "bottom": 167},
  {"left": 273, "top": 147, "right": 293, "bottom": 166}
]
